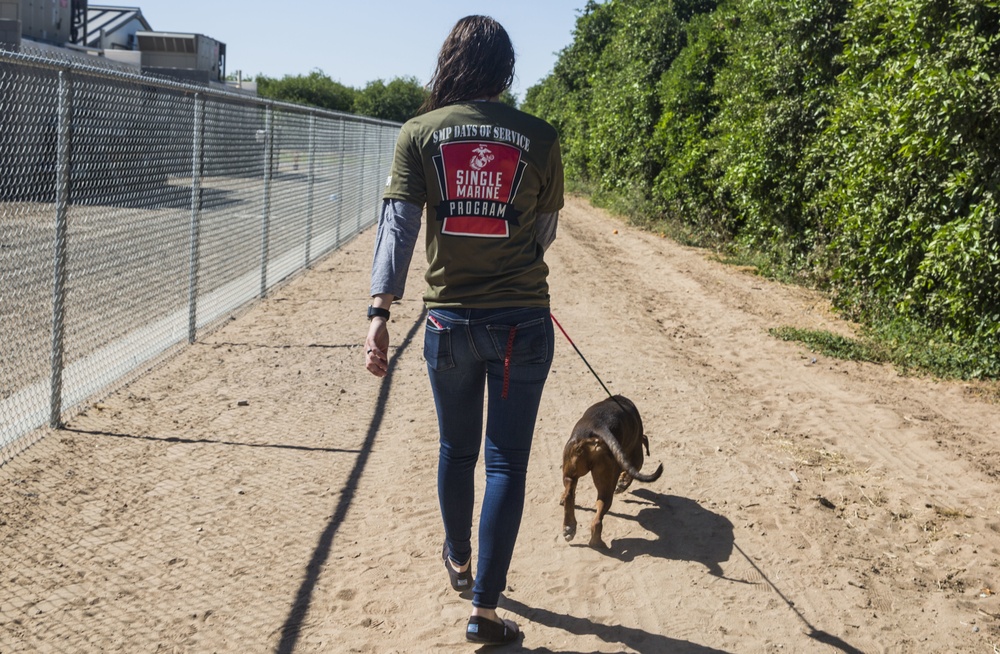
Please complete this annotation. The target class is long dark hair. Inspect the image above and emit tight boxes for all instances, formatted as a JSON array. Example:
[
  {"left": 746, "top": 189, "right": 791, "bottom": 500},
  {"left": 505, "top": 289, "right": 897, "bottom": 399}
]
[{"left": 420, "top": 15, "right": 515, "bottom": 113}]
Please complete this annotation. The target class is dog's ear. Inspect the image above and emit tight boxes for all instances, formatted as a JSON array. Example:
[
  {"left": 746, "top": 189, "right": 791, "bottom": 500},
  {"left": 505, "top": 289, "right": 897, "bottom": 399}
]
[{"left": 641, "top": 434, "right": 651, "bottom": 456}]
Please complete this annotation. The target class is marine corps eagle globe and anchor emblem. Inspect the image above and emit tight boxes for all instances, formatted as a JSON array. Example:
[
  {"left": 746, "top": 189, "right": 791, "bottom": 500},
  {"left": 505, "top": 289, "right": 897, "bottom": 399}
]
[{"left": 469, "top": 144, "right": 495, "bottom": 170}]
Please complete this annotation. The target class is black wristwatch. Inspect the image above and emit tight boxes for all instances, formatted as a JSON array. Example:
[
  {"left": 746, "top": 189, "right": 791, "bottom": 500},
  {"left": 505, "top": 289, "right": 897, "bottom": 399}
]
[{"left": 367, "top": 305, "right": 391, "bottom": 321}]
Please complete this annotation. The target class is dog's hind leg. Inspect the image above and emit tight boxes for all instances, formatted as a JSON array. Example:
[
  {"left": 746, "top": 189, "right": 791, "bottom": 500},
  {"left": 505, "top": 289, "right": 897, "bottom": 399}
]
[
  {"left": 590, "top": 486, "right": 614, "bottom": 549},
  {"left": 561, "top": 475, "right": 579, "bottom": 541},
  {"left": 589, "top": 459, "right": 618, "bottom": 549},
  {"left": 562, "top": 441, "right": 591, "bottom": 542}
]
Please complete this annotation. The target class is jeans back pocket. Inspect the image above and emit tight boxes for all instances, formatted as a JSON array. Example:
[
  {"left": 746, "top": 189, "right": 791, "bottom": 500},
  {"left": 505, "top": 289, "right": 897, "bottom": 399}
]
[
  {"left": 424, "top": 316, "right": 455, "bottom": 371},
  {"left": 486, "top": 316, "right": 551, "bottom": 366}
]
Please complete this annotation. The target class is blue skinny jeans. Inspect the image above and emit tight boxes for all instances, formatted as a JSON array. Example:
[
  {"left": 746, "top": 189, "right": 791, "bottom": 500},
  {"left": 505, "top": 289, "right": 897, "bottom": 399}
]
[{"left": 424, "top": 306, "right": 554, "bottom": 609}]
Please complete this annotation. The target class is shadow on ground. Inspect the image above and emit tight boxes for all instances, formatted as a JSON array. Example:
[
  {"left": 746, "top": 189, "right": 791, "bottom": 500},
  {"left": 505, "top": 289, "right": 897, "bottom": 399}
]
[
  {"left": 609, "top": 489, "right": 735, "bottom": 577},
  {"left": 273, "top": 309, "right": 425, "bottom": 654},
  {"left": 501, "top": 596, "right": 732, "bottom": 654},
  {"left": 578, "top": 489, "right": 864, "bottom": 654}
]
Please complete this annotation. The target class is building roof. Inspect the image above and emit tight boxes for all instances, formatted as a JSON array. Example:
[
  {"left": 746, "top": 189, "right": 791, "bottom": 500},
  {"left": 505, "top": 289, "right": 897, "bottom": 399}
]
[{"left": 75, "top": 5, "right": 152, "bottom": 48}]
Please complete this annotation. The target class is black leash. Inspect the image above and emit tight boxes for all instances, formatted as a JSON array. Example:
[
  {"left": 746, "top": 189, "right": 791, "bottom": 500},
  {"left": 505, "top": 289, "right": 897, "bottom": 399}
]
[{"left": 550, "top": 312, "right": 618, "bottom": 402}]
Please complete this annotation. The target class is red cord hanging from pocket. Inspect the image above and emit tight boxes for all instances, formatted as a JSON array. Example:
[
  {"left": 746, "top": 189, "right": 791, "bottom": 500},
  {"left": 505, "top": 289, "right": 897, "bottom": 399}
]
[{"left": 502, "top": 326, "right": 518, "bottom": 400}]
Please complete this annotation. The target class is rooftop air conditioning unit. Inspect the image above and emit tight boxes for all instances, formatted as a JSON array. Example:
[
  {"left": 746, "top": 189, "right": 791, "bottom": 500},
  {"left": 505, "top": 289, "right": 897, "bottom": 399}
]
[
  {"left": 15, "top": 0, "right": 86, "bottom": 45},
  {"left": 0, "top": 0, "right": 20, "bottom": 47},
  {"left": 136, "top": 30, "right": 226, "bottom": 84}
]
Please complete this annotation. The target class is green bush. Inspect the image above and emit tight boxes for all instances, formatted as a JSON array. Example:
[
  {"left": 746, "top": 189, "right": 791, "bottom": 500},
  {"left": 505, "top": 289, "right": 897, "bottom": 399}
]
[
  {"left": 650, "top": 11, "right": 728, "bottom": 237},
  {"left": 585, "top": 0, "right": 685, "bottom": 200},
  {"left": 256, "top": 69, "right": 357, "bottom": 112},
  {"left": 525, "top": 0, "right": 1000, "bottom": 378},
  {"left": 815, "top": 0, "right": 1000, "bottom": 376},
  {"left": 353, "top": 77, "right": 427, "bottom": 122},
  {"left": 709, "top": 0, "right": 849, "bottom": 273},
  {"left": 523, "top": 0, "right": 616, "bottom": 183}
]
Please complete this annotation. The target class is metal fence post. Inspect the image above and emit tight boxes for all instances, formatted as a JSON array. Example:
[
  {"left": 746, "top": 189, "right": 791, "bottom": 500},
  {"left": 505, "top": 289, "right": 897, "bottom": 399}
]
[
  {"left": 334, "top": 119, "right": 346, "bottom": 248},
  {"left": 357, "top": 123, "right": 368, "bottom": 235},
  {"left": 260, "top": 106, "right": 274, "bottom": 297},
  {"left": 49, "top": 69, "right": 72, "bottom": 429},
  {"left": 188, "top": 93, "right": 205, "bottom": 344},
  {"left": 305, "top": 114, "right": 316, "bottom": 266},
  {"left": 377, "top": 125, "right": 387, "bottom": 222}
]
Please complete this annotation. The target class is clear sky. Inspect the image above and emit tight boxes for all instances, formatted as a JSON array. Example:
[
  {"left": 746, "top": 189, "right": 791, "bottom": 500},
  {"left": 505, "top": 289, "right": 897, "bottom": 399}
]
[{"left": 129, "top": 0, "right": 589, "bottom": 101}]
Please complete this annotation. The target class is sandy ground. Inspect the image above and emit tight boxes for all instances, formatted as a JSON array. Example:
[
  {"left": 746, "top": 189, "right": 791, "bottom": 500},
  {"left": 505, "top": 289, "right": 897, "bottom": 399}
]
[{"left": 2, "top": 196, "right": 1000, "bottom": 653}]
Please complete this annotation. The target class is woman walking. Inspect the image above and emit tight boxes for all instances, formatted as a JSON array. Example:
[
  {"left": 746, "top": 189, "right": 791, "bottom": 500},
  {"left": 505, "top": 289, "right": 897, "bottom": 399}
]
[{"left": 364, "top": 15, "right": 563, "bottom": 645}]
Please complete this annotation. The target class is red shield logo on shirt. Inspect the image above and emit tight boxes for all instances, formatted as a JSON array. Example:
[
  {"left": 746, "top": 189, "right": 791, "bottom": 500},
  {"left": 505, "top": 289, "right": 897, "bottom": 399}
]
[{"left": 433, "top": 141, "right": 526, "bottom": 238}]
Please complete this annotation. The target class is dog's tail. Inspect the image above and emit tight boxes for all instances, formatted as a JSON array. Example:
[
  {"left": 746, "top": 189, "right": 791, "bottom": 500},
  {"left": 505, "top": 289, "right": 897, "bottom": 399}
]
[{"left": 595, "top": 427, "right": 663, "bottom": 483}]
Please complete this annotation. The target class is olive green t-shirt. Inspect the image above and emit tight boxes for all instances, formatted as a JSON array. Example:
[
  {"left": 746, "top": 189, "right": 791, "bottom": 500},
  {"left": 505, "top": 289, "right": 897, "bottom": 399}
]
[{"left": 383, "top": 102, "right": 564, "bottom": 308}]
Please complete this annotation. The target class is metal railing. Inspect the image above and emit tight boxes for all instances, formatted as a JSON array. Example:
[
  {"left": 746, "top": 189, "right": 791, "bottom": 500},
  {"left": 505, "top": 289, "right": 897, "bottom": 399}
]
[{"left": 0, "top": 47, "right": 400, "bottom": 464}]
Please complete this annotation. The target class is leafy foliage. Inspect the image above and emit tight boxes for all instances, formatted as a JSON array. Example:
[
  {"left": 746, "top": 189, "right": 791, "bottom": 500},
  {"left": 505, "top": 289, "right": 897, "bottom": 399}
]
[
  {"left": 815, "top": 0, "right": 1000, "bottom": 375},
  {"left": 256, "top": 69, "right": 357, "bottom": 112},
  {"left": 524, "top": 1, "right": 617, "bottom": 183},
  {"left": 353, "top": 76, "right": 427, "bottom": 122},
  {"left": 498, "top": 89, "right": 519, "bottom": 107},
  {"left": 709, "top": 0, "right": 850, "bottom": 272},
  {"left": 525, "top": 0, "right": 1000, "bottom": 378},
  {"left": 585, "top": 0, "right": 685, "bottom": 200},
  {"left": 651, "top": 10, "right": 727, "bottom": 235},
  {"left": 524, "top": 0, "right": 720, "bottom": 215}
]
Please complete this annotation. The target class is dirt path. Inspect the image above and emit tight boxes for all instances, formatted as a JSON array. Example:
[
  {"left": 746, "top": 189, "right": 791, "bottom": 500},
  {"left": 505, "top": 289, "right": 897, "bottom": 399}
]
[{"left": 2, "top": 196, "right": 998, "bottom": 653}]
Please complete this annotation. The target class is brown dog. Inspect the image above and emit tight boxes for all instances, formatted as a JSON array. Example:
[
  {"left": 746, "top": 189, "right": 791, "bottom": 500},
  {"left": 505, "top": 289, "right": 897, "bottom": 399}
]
[{"left": 560, "top": 395, "right": 663, "bottom": 549}]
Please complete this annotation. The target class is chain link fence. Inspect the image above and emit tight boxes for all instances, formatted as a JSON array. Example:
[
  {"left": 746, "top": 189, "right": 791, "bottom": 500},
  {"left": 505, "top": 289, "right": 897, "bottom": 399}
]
[{"left": 0, "top": 47, "right": 400, "bottom": 464}]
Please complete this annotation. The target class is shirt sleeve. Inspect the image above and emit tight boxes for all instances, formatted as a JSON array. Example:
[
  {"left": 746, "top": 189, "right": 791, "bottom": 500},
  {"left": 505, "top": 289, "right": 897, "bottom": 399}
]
[
  {"left": 370, "top": 199, "right": 423, "bottom": 300},
  {"left": 536, "top": 137, "right": 564, "bottom": 213},
  {"left": 383, "top": 124, "right": 427, "bottom": 206},
  {"left": 535, "top": 211, "right": 559, "bottom": 251}
]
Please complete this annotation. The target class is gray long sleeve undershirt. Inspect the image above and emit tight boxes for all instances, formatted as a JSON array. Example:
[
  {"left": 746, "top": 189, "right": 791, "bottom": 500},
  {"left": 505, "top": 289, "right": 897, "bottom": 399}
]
[
  {"left": 370, "top": 199, "right": 422, "bottom": 300},
  {"left": 370, "top": 198, "right": 559, "bottom": 300}
]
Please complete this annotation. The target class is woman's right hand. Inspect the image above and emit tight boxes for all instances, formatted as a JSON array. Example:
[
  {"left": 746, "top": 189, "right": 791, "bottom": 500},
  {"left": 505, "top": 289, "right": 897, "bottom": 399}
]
[{"left": 365, "top": 317, "right": 390, "bottom": 377}]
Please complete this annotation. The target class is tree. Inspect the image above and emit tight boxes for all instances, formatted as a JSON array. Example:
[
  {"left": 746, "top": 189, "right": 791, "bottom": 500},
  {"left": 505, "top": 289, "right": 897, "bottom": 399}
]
[
  {"left": 814, "top": 0, "right": 1000, "bottom": 373},
  {"left": 522, "top": 0, "right": 618, "bottom": 182},
  {"left": 651, "top": 10, "right": 727, "bottom": 229},
  {"left": 498, "top": 89, "right": 518, "bottom": 107},
  {"left": 525, "top": 0, "right": 1000, "bottom": 376},
  {"left": 353, "top": 76, "right": 427, "bottom": 122},
  {"left": 708, "top": 0, "right": 850, "bottom": 267},
  {"left": 256, "top": 69, "right": 356, "bottom": 113}
]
